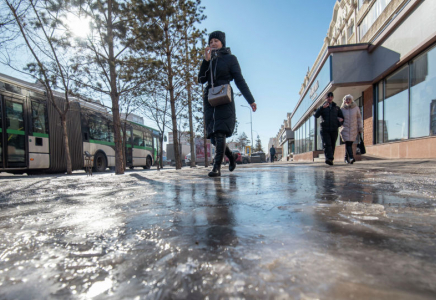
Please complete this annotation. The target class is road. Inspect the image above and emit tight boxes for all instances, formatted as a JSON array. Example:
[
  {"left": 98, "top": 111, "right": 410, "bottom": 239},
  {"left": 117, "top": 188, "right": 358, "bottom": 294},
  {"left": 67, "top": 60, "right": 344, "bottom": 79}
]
[{"left": 1, "top": 160, "right": 436, "bottom": 299}]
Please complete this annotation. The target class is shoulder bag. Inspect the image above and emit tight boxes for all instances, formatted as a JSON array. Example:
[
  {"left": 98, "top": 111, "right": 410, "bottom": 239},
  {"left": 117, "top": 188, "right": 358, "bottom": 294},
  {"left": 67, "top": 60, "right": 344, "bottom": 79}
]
[
  {"left": 207, "top": 57, "right": 232, "bottom": 107},
  {"left": 356, "top": 133, "right": 366, "bottom": 155}
]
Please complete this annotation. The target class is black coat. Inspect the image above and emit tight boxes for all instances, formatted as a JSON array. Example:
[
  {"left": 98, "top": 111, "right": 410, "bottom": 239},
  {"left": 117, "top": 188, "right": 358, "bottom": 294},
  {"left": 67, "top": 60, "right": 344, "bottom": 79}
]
[
  {"left": 198, "top": 47, "right": 255, "bottom": 138},
  {"left": 314, "top": 101, "right": 344, "bottom": 132}
]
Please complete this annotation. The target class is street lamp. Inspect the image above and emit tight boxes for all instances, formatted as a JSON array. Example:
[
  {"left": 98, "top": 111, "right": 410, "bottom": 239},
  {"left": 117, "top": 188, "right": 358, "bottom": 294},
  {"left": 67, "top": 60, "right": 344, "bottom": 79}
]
[{"left": 240, "top": 105, "right": 253, "bottom": 150}]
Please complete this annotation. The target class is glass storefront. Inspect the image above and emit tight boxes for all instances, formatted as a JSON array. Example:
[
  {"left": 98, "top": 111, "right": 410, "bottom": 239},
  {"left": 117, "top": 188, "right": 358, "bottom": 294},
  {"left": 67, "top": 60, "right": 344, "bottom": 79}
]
[
  {"left": 410, "top": 45, "right": 436, "bottom": 138},
  {"left": 376, "top": 44, "right": 436, "bottom": 143},
  {"left": 295, "top": 118, "right": 316, "bottom": 154}
]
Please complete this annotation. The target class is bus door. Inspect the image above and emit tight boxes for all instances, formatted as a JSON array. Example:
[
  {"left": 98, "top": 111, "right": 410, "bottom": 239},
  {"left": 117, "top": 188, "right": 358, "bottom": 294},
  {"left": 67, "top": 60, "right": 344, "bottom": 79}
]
[{"left": 0, "top": 95, "right": 27, "bottom": 168}]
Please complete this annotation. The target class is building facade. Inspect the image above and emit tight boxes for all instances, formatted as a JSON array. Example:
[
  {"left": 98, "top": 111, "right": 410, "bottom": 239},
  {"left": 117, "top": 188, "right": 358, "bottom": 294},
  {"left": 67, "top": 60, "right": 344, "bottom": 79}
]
[
  {"left": 292, "top": 0, "right": 436, "bottom": 161},
  {"left": 268, "top": 113, "right": 294, "bottom": 161}
]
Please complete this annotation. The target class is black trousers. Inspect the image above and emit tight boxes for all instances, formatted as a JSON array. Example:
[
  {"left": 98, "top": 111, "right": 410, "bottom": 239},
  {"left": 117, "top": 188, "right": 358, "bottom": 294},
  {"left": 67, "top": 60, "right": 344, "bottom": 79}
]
[
  {"left": 270, "top": 155, "right": 274, "bottom": 163},
  {"left": 320, "top": 131, "right": 338, "bottom": 161},
  {"left": 345, "top": 141, "right": 354, "bottom": 160}
]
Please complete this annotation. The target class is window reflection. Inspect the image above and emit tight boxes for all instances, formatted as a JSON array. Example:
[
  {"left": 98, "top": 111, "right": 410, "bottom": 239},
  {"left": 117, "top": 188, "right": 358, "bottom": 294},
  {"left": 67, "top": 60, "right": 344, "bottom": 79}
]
[
  {"left": 410, "top": 45, "right": 436, "bottom": 138},
  {"left": 31, "top": 101, "right": 48, "bottom": 134},
  {"left": 384, "top": 65, "right": 409, "bottom": 141}
]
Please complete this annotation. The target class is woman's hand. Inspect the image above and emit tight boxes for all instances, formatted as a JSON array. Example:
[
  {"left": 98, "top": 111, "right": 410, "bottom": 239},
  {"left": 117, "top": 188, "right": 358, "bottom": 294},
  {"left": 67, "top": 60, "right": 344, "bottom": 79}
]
[
  {"left": 204, "top": 47, "right": 211, "bottom": 61},
  {"left": 337, "top": 117, "right": 344, "bottom": 122},
  {"left": 251, "top": 103, "right": 257, "bottom": 112}
]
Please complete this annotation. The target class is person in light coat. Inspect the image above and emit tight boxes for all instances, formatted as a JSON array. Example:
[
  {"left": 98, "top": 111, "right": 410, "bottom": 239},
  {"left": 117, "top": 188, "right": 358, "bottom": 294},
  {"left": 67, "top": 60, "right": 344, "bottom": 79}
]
[{"left": 339, "top": 94, "right": 363, "bottom": 164}]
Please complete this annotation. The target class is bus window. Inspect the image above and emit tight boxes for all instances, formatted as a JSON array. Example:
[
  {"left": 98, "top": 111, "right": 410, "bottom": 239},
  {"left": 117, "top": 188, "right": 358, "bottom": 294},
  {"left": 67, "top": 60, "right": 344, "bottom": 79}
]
[
  {"left": 121, "top": 124, "right": 132, "bottom": 145},
  {"left": 31, "top": 101, "right": 48, "bottom": 135},
  {"left": 107, "top": 119, "right": 114, "bottom": 143},
  {"left": 89, "top": 115, "right": 110, "bottom": 142},
  {"left": 144, "top": 130, "right": 152, "bottom": 148},
  {"left": 133, "top": 129, "right": 144, "bottom": 147}
]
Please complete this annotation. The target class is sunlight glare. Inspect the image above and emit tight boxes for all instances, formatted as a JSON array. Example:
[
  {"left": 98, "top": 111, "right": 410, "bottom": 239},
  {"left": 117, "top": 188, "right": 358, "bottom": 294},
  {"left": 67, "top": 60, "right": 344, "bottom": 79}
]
[{"left": 67, "top": 14, "right": 91, "bottom": 39}]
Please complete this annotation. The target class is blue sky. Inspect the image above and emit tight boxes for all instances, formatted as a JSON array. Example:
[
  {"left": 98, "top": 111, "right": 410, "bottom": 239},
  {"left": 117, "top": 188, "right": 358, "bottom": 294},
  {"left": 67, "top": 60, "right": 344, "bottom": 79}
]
[
  {"left": 200, "top": 0, "right": 337, "bottom": 150},
  {"left": 2, "top": 0, "right": 337, "bottom": 153}
]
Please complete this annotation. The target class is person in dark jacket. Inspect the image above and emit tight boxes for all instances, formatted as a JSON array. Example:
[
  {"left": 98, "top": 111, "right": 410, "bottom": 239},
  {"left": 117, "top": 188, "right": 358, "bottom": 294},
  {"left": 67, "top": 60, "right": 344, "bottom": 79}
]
[
  {"left": 269, "top": 145, "right": 276, "bottom": 163},
  {"left": 198, "top": 31, "right": 257, "bottom": 177},
  {"left": 314, "top": 92, "right": 344, "bottom": 165}
]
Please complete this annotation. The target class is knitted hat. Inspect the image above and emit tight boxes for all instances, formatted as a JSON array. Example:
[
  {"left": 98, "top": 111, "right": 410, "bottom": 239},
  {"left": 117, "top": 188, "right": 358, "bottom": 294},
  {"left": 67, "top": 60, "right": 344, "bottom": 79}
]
[{"left": 209, "top": 31, "right": 226, "bottom": 47}]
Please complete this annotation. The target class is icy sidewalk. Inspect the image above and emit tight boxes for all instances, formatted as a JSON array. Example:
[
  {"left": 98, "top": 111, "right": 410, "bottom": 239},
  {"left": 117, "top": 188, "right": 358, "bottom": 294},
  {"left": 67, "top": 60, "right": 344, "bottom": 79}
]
[{"left": 0, "top": 160, "right": 436, "bottom": 299}]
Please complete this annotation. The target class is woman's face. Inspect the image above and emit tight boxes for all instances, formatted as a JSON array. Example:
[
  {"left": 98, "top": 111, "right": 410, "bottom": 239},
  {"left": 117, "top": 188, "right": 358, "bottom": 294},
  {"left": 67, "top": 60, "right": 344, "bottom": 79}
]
[
  {"left": 209, "top": 38, "right": 223, "bottom": 49},
  {"left": 345, "top": 97, "right": 352, "bottom": 104}
]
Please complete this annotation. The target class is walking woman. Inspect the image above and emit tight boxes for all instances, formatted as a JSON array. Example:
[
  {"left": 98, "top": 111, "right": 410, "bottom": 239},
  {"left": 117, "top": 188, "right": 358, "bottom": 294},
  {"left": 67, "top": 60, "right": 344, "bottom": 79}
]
[
  {"left": 198, "top": 31, "right": 257, "bottom": 177},
  {"left": 340, "top": 94, "right": 363, "bottom": 164}
]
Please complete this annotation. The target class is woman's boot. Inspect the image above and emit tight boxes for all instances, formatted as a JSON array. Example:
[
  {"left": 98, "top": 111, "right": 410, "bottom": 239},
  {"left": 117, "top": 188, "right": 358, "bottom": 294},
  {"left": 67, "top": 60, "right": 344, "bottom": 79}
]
[
  {"left": 345, "top": 142, "right": 353, "bottom": 164},
  {"left": 225, "top": 146, "right": 236, "bottom": 172},
  {"left": 208, "top": 133, "right": 226, "bottom": 177}
]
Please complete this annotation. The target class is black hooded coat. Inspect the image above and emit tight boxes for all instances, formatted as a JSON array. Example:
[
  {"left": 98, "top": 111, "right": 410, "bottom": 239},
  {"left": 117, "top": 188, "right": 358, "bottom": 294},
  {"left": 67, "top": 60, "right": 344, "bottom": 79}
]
[{"left": 198, "top": 47, "right": 255, "bottom": 138}]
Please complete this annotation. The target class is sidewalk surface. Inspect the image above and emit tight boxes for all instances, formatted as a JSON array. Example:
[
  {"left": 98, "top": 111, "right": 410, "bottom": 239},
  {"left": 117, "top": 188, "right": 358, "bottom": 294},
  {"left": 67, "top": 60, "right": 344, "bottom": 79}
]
[{"left": 0, "top": 160, "right": 435, "bottom": 299}]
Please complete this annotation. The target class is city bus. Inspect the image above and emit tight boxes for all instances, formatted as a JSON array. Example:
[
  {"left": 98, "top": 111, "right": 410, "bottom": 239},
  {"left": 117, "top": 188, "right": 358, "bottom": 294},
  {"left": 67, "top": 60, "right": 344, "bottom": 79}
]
[{"left": 0, "top": 73, "right": 161, "bottom": 174}]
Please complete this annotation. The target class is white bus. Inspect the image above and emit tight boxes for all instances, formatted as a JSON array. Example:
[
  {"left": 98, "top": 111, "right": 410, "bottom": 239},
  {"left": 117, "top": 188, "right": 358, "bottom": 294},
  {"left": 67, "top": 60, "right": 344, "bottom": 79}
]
[{"left": 0, "top": 73, "right": 161, "bottom": 174}]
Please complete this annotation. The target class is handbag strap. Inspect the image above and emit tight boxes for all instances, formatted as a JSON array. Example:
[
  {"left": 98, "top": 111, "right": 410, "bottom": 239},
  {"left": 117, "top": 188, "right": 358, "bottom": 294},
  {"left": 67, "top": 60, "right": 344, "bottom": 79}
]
[
  {"left": 209, "top": 56, "right": 219, "bottom": 89},
  {"left": 209, "top": 59, "right": 214, "bottom": 89}
]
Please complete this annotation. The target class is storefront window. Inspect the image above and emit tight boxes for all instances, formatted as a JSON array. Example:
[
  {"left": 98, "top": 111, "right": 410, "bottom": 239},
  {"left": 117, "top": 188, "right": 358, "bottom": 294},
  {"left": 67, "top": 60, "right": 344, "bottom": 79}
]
[
  {"left": 377, "top": 82, "right": 384, "bottom": 143},
  {"left": 316, "top": 116, "right": 322, "bottom": 151},
  {"left": 309, "top": 118, "right": 313, "bottom": 151},
  {"left": 384, "top": 65, "right": 409, "bottom": 141},
  {"left": 410, "top": 45, "right": 436, "bottom": 138}
]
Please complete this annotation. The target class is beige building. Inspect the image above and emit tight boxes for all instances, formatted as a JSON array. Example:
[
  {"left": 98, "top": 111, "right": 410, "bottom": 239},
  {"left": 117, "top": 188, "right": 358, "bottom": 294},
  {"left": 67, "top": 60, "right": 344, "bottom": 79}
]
[
  {"left": 291, "top": 0, "right": 436, "bottom": 161},
  {"left": 268, "top": 113, "right": 294, "bottom": 161}
]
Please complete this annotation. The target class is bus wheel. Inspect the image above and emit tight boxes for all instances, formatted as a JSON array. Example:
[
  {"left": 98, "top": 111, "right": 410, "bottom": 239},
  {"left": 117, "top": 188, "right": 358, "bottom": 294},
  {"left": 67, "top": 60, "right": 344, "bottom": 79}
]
[
  {"left": 94, "top": 152, "right": 107, "bottom": 172},
  {"left": 143, "top": 156, "right": 152, "bottom": 169}
]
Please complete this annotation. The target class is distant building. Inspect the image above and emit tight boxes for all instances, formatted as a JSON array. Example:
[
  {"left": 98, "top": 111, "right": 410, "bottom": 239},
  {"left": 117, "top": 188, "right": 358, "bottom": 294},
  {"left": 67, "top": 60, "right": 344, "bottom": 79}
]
[
  {"left": 268, "top": 113, "right": 294, "bottom": 161},
  {"left": 291, "top": 0, "right": 436, "bottom": 161}
]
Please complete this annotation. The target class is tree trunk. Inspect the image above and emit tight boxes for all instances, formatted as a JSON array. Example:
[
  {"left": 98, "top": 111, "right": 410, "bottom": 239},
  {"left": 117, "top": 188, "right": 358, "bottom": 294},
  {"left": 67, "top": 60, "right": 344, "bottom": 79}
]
[
  {"left": 61, "top": 114, "right": 72, "bottom": 174},
  {"left": 165, "top": 22, "right": 181, "bottom": 170},
  {"left": 107, "top": 0, "right": 124, "bottom": 174},
  {"left": 184, "top": 29, "right": 195, "bottom": 168}
]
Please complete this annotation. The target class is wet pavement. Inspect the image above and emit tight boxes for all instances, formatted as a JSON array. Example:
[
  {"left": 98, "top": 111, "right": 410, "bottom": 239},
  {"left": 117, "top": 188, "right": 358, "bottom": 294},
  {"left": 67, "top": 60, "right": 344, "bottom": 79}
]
[{"left": 1, "top": 160, "right": 436, "bottom": 299}]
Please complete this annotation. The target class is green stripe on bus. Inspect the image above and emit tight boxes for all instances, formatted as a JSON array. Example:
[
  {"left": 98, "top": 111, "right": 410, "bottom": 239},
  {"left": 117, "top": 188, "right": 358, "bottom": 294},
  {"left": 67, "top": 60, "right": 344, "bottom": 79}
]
[
  {"left": 126, "top": 144, "right": 132, "bottom": 148},
  {"left": 6, "top": 129, "right": 25, "bottom": 135},
  {"left": 0, "top": 128, "right": 2, "bottom": 133},
  {"left": 89, "top": 139, "right": 115, "bottom": 146},
  {"left": 133, "top": 145, "right": 153, "bottom": 151},
  {"left": 32, "top": 132, "right": 49, "bottom": 138}
]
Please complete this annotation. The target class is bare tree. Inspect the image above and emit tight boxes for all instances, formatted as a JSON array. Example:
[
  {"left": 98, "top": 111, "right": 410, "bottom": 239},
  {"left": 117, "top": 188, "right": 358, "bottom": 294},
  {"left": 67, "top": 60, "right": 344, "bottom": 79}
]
[
  {"left": 72, "top": 0, "right": 154, "bottom": 174},
  {"left": 2, "top": 0, "right": 76, "bottom": 174}
]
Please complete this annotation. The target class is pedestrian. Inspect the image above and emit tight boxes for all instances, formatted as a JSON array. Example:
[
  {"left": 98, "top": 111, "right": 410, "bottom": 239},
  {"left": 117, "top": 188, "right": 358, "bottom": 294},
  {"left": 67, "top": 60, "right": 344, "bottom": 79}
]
[
  {"left": 270, "top": 145, "right": 276, "bottom": 163},
  {"left": 198, "top": 31, "right": 257, "bottom": 177},
  {"left": 340, "top": 94, "right": 363, "bottom": 164},
  {"left": 314, "top": 92, "right": 344, "bottom": 165}
]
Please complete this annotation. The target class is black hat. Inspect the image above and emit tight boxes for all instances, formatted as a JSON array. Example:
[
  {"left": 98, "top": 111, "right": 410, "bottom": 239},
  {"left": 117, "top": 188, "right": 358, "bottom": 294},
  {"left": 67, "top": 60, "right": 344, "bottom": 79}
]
[
  {"left": 327, "top": 92, "right": 334, "bottom": 98},
  {"left": 209, "top": 31, "right": 226, "bottom": 47}
]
